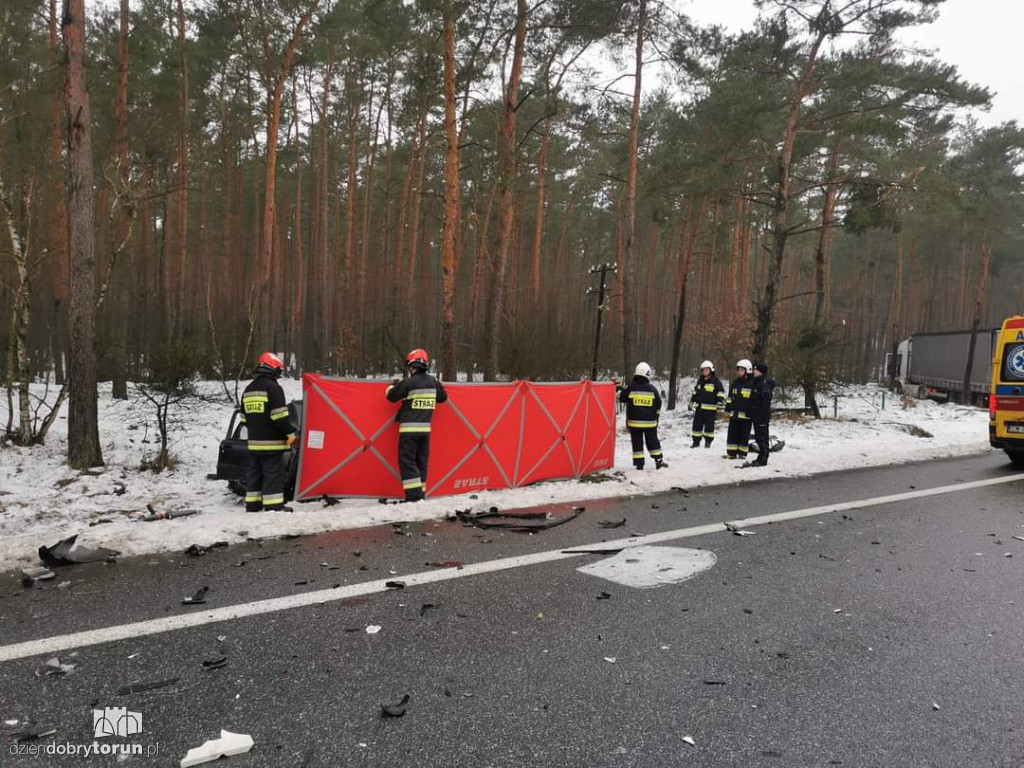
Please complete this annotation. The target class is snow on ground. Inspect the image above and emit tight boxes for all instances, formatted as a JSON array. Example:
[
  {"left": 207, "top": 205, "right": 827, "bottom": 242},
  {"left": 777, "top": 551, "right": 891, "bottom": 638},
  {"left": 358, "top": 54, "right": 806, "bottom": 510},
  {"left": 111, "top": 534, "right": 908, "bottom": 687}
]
[{"left": 0, "top": 378, "right": 992, "bottom": 572}]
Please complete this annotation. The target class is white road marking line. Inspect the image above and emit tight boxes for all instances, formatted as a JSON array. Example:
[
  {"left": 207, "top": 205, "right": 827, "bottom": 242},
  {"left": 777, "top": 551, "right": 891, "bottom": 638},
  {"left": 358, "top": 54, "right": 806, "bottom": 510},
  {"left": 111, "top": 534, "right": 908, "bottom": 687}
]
[{"left": 0, "top": 472, "right": 1019, "bottom": 663}]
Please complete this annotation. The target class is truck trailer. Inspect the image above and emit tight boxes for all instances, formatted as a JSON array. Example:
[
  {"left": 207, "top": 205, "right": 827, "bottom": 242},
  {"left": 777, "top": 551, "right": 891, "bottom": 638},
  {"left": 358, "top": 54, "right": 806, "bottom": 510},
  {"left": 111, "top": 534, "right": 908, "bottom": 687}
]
[{"left": 889, "top": 329, "right": 998, "bottom": 405}]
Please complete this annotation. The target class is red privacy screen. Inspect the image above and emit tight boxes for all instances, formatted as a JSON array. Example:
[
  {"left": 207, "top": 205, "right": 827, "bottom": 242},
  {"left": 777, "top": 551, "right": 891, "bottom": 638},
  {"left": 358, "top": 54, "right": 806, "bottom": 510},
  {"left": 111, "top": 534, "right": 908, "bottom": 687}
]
[{"left": 295, "top": 375, "right": 616, "bottom": 501}]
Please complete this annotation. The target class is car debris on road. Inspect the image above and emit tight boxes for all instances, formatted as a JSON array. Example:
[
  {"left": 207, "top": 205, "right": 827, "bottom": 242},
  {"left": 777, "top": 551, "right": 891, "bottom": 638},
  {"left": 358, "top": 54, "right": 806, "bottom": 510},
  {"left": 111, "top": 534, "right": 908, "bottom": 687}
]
[
  {"left": 380, "top": 694, "right": 410, "bottom": 718},
  {"left": 38, "top": 535, "right": 120, "bottom": 566},
  {"left": 180, "top": 729, "right": 254, "bottom": 767}
]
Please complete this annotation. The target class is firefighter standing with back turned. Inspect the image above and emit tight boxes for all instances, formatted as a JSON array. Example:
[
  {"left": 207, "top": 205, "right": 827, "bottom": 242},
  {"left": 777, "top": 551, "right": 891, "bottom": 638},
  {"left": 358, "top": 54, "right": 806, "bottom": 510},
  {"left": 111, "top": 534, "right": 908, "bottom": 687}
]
[
  {"left": 386, "top": 349, "right": 448, "bottom": 502},
  {"left": 242, "top": 352, "right": 297, "bottom": 512},
  {"left": 690, "top": 360, "right": 725, "bottom": 449},
  {"left": 618, "top": 362, "right": 667, "bottom": 470},
  {"left": 724, "top": 358, "right": 756, "bottom": 461}
]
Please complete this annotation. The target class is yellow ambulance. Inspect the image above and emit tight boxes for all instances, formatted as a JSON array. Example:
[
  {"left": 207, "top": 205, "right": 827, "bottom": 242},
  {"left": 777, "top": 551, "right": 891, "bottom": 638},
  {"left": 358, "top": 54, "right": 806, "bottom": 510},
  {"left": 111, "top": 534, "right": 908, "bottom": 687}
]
[{"left": 989, "top": 316, "right": 1024, "bottom": 466}]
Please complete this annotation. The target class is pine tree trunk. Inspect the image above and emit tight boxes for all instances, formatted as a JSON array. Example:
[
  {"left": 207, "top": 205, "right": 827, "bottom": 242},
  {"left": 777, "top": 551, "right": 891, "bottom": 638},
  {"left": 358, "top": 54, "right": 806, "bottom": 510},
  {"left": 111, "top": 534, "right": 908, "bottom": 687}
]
[
  {"left": 63, "top": 0, "right": 103, "bottom": 469},
  {"left": 173, "top": 0, "right": 188, "bottom": 337},
  {"left": 439, "top": 0, "right": 460, "bottom": 382},
  {"left": 620, "top": 0, "right": 645, "bottom": 376},
  {"left": 529, "top": 120, "right": 550, "bottom": 303},
  {"left": 814, "top": 140, "right": 841, "bottom": 326},
  {"left": 962, "top": 234, "right": 991, "bottom": 404},
  {"left": 258, "top": 0, "right": 318, "bottom": 350},
  {"left": 48, "top": 0, "right": 68, "bottom": 384},
  {"left": 667, "top": 195, "right": 706, "bottom": 410},
  {"left": 0, "top": 170, "right": 33, "bottom": 444},
  {"left": 111, "top": 0, "right": 130, "bottom": 400},
  {"left": 752, "top": 28, "right": 827, "bottom": 361},
  {"left": 343, "top": 69, "right": 359, "bottom": 366},
  {"left": 483, "top": 0, "right": 527, "bottom": 381}
]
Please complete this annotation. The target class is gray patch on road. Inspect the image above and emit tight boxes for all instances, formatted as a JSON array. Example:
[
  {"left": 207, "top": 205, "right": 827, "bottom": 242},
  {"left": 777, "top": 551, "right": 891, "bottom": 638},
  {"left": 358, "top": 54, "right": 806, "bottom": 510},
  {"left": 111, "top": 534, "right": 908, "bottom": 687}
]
[{"left": 577, "top": 545, "right": 716, "bottom": 588}]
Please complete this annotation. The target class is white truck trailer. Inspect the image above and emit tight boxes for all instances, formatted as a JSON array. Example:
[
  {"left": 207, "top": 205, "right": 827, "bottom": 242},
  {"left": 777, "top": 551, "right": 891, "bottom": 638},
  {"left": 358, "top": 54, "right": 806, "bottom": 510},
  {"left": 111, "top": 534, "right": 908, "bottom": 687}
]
[{"left": 889, "top": 329, "right": 998, "bottom": 404}]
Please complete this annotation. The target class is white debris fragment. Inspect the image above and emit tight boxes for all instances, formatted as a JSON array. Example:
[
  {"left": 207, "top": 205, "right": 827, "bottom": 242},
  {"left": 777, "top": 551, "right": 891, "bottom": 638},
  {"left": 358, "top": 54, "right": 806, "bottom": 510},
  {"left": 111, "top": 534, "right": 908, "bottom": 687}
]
[
  {"left": 832, "top": 608, "right": 842, "bottom": 613},
  {"left": 366, "top": 625, "right": 382, "bottom": 634},
  {"left": 603, "top": 657, "right": 617, "bottom": 664},
  {"left": 932, "top": 702, "right": 941, "bottom": 711},
  {"left": 180, "top": 730, "right": 254, "bottom": 768},
  {"left": 683, "top": 736, "right": 696, "bottom": 746}
]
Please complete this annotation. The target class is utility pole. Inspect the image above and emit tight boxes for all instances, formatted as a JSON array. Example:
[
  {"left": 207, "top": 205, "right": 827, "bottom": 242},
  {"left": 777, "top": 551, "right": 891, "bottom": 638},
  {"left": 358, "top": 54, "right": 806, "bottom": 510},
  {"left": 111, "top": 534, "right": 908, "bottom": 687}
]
[{"left": 587, "top": 262, "right": 617, "bottom": 380}]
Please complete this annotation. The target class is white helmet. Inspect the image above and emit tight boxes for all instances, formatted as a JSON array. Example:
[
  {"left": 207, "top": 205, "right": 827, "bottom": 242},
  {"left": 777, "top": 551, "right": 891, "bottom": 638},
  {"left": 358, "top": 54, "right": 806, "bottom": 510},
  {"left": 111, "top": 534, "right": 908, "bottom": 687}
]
[
  {"left": 736, "top": 358, "right": 753, "bottom": 373},
  {"left": 634, "top": 362, "right": 653, "bottom": 379},
  {"left": 699, "top": 360, "right": 714, "bottom": 372}
]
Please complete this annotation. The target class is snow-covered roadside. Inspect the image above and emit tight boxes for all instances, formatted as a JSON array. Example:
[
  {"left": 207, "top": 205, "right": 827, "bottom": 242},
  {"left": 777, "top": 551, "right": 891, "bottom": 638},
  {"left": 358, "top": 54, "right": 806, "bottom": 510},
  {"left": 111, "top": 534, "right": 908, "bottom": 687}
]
[{"left": 0, "top": 379, "right": 992, "bottom": 571}]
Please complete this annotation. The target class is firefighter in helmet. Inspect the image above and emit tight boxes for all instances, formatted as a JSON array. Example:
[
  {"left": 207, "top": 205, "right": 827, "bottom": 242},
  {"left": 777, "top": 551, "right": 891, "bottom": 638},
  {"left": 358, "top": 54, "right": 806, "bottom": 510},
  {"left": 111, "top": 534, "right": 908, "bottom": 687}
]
[
  {"left": 724, "top": 358, "right": 756, "bottom": 460},
  {"left": 690, "top": 360, "right": 725, "bottom": 448},
  {"left": 241, "top": 352, "right": 297, "bottom": 512},
  {"left": 617, "top": 362, "right": 667, "bottom": 470},
  {"left": 386, "top": 349, "right": 448, "bottom": 501}
]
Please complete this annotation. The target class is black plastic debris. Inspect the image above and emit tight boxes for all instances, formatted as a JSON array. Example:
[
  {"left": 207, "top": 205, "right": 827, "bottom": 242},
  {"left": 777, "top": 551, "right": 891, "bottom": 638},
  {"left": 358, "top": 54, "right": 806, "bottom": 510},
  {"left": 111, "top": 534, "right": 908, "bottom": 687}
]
[
  {"left": 703, "top": 680, "right": 727, "bottom": 686},
  {"left": 380, "top": 694, "right": 410, "bottom": 718},
  {"left": 21, "top": 567, "right": 55, "bottom": 586},
  {"left": 385, "top": 581, "right": 406, "bottom": 590},
  {"left": 427, "top": 561, "right": 464, "bottom": 569},
  {"left": 456, "top": 507, "right": 581, "bottom": 533},
  {"left": 184, "top": 542, "right": 228, "bottom": 557},
  {"left": 183, "top": 586, "right": 209, "bottom": 605},
  {"left": 420, "top": 603, "right": 437, "bottom": 616},
  {"left": 117, "top": 677, "right": 180, "bottom": 695},
  {"left": 38, "top": 535, "right": 120, "bottom": 566},
  {"left": 321, "top": 496, "right": 339, "bottom": 507},
  {"left": 598, "top": 519, "right": 626, "bottom": 529},
  {"left": 202, "top": 656, "right": 229, "bottom": 671},
  {"left": 596, "top": 592, "right": 611, "bottom": 600}
]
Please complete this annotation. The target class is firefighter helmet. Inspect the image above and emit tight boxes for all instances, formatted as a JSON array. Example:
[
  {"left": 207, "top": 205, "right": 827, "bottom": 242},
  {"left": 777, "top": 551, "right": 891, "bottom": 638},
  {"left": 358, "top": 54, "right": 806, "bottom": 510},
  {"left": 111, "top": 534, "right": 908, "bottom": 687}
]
[
  {"left": 406, "top": 349, "right": 429, "bottom": 370},
  {"left": 257, "top": 351, "right": 285, "bottom": 377},
  {"left": 634, "top": 362, "right": 653, "bottom": 379},
  {"left": 699, "top": 360, "right": 714, "bottom": 372},
  {"left": 736, "top": 358, "right": 753, "bottom": 373}
]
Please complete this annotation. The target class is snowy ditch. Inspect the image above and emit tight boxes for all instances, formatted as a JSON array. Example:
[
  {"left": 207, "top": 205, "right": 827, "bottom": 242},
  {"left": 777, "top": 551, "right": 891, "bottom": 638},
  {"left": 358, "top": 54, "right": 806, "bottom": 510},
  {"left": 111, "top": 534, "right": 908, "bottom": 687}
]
[{"left": 0, "top": 379, "right": 993, "bottom": 571}]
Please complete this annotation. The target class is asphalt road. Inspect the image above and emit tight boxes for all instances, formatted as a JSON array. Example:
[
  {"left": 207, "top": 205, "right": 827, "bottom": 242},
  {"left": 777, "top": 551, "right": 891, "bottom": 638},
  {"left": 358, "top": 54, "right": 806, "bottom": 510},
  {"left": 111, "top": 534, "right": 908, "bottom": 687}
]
[{"left": 2, "top": 453, "right": 1024, "bottom": 768}]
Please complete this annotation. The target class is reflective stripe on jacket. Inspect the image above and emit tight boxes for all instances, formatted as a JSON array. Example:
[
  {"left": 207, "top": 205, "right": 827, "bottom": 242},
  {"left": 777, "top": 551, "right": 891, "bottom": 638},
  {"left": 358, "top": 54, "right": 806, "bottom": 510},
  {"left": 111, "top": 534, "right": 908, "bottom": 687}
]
[
  {"left": 618, "top": 376, "right": 662, "bottom": 430},
  {"left": 241, "top": 374, "right": 296, "bottom": 451},
  {"left": 386, "top": 372, "right": 448, "bottom": 433}
]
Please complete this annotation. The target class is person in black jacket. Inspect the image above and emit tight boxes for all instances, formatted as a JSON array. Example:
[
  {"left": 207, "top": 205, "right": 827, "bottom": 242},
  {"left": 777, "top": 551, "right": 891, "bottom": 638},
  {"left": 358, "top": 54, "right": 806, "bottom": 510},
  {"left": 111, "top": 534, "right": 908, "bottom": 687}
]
[
  {"left": 386, "top": 349, "right": 448, "bottom": 501},
  {"left": 724, "top": 359, "right": 756, "bottom": 460},
  {"left": 241, "top": 352, "right": 297, "bottom": 512},
  {"left": 747, "top": 363, "right": 775, "bottom": 467},
  {"left": 690, "top": 360, "right": 725, "bottom": 449},
  {"left": 617, "top": 362, "right": 667, "bottom": 470}
]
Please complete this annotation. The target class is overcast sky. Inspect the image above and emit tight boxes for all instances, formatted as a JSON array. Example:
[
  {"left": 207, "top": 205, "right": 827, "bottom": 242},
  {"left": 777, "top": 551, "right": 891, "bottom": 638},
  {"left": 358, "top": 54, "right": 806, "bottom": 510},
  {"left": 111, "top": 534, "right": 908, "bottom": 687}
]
[{"left": 682, "top": 0, "right": 1021, "bottom": 127}]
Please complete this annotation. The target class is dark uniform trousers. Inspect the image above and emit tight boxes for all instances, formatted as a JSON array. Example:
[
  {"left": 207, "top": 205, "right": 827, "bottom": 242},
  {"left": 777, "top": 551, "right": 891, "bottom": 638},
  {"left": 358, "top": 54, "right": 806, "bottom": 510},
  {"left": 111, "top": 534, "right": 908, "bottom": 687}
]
[
  {"left": 245, "top": 454, "right": 288, "bottom": 512},
  {"left": 399, "top": 434, "right": 430, "bottom": 501},
  {"left": 629, "top": 428, "right": 663, "bottom": 469},
  {"left": 692, "top": 409, "right": 717, "bottom": 447},
  {"left": 753, "top": 423, "right": 770, "bottom": 465}
]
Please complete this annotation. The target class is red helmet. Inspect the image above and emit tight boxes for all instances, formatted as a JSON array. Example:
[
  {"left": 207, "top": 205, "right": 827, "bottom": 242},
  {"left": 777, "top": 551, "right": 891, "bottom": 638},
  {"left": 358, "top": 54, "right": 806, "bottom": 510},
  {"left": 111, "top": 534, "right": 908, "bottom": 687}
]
[
  {"left": 406, "top": 349, "right": 429, "bottom": 370},
  {"left": 257, "top": 351, "right": 285, "bottom": 376}
]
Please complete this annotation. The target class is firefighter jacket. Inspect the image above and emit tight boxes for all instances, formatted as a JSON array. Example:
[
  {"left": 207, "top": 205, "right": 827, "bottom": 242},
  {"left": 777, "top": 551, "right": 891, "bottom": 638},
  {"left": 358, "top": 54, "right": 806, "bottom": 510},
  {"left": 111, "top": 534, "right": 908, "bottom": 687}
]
[
  {"left": 691, "top": 374, "right": 726, "bottom": 411},
  {"left": 241, "top": 374, "right": 296, "bottom": 451},
  {"left": 751, "top": 376, "right": 775, "bottom": 424},
  {"left": 386, "top": 372, "right": 449, "bottom": 433},
  {"left": 618, "top": 376, "right": 662, "bottom": 429},
  {"left": 725, "top": 374, "right": 756, "bottom": 421}
]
